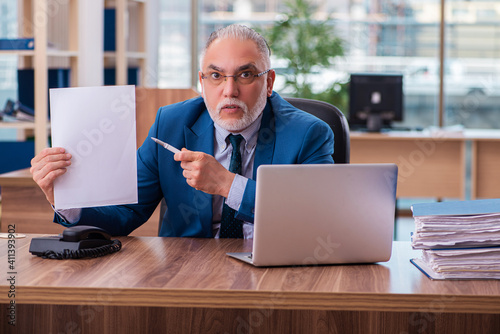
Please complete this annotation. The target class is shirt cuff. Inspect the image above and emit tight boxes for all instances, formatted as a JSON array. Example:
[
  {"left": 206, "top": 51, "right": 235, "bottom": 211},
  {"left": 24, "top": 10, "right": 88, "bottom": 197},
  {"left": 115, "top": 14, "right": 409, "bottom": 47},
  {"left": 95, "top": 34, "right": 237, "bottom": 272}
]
[
  {"left": 52, "top": 205, "right": 82, "bottom": 226},
  {"left": 225, "top": 174, "right": 248, "bottom": 211}
]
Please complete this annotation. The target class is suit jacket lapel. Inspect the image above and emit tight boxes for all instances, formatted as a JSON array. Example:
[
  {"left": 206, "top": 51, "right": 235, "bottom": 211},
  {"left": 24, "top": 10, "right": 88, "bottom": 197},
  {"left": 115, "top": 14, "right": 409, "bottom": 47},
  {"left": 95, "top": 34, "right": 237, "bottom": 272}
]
[
  {"left": 253, "top": 101, "right": 275, "bottom": 177},
  {"left": 185, "top": 110, "right": 214, "bottom": 154}
]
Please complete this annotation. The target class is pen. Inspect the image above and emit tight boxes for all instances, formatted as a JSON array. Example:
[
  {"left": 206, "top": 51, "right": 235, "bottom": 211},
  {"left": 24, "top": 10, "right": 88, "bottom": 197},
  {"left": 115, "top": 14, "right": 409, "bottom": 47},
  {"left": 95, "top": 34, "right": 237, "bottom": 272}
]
[{"left": 151, "top": 137, "right": 181, "bottom": 154}]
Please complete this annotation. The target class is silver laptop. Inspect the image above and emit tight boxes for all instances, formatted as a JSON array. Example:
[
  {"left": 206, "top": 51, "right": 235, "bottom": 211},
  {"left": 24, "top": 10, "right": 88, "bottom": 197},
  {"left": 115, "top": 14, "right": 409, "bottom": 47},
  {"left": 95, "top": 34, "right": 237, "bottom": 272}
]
[{"left": 227, "top": 163, "right": 398, "bottom": 267}]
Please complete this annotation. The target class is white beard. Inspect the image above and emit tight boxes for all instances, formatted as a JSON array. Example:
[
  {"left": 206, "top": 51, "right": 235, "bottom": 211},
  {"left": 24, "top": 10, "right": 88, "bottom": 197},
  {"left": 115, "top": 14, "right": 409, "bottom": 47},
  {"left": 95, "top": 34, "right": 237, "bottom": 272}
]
[{"left": 206, "top": 89, "right": 268, "bottom": 132}]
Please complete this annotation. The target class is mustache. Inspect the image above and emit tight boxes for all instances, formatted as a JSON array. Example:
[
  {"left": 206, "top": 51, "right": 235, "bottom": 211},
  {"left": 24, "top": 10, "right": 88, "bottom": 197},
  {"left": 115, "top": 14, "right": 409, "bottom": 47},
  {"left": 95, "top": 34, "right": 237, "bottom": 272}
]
[{"left": 216, "top": 98, "right": 248, "bottom": 114}]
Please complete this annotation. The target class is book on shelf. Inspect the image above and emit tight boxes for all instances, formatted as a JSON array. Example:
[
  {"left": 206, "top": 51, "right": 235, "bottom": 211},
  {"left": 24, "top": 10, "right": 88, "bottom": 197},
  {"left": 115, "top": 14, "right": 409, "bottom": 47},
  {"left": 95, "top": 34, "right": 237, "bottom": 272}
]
[
  {"left": 410, "top": 198, "right": 500, "bottom": 280},
  {"left": 104, "top": 67, "right": 139, "bottom": 86},
  {"left": 17, "top": 68, "right": 71, "bottom": 116},
  {"left": 104, "top": 8, "right": 116, "bottom": 51},
  {"left": 0, "top": 38, "right": 34, "bottom": 50},
  {"left": 0, "top": 141, "right": 35, "bottom": 174}
]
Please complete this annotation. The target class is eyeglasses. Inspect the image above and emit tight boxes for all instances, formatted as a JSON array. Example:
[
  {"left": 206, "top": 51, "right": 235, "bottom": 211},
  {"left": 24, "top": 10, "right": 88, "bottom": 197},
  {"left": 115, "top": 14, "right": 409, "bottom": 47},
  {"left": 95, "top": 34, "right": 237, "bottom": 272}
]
[{"left": 201, "top": 69, "right": 271, "bottom": 86}]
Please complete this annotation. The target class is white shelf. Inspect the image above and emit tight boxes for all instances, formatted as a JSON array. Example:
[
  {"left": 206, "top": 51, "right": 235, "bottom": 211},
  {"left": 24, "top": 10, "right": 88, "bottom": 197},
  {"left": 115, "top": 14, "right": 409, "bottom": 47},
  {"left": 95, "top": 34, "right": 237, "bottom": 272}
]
[
  {"left": 0, "top": 122, "right": 36, "bottom": 130},
  {"left": 0, "top": 50, "right": 78, "bottom": 57},
  {"left": 108, "top": 0, "right": 147, "bottom": 85},
  {"left": 104, "top": 51, "right": 147, "bottom": 59},
  {"left": 46, "top": 50, "right": 79, "bottom": 57},
  {"left": 0, "top": 50, "right": 34, "bottom": 56}
]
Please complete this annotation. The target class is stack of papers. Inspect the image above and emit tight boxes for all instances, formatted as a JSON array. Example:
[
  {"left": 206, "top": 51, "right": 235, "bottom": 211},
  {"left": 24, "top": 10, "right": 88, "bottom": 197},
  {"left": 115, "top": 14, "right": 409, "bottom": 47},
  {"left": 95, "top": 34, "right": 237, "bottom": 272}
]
[
  {"left": 410, "top": 198, "right": 500, "bottom": 280},
  {"left": 412, "top": 212, "right": 500, "bottom": 249},
  {"left": 412, "top": 247, "right": 500, "bottom": 280}
]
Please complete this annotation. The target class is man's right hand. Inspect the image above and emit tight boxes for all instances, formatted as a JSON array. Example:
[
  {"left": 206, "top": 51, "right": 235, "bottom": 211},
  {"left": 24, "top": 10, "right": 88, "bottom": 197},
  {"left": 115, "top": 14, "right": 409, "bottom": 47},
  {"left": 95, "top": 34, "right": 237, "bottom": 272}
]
[{"left": 30, "top": 147, "right": 72, "bottom": 205}]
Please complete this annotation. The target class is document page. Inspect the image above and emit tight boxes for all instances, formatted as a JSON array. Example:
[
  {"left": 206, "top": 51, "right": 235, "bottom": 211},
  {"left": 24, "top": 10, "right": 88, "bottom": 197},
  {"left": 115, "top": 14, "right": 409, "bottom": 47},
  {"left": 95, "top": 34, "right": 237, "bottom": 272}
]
[{"left": 50, "top": 85, "right": 138, "bottom": 209}]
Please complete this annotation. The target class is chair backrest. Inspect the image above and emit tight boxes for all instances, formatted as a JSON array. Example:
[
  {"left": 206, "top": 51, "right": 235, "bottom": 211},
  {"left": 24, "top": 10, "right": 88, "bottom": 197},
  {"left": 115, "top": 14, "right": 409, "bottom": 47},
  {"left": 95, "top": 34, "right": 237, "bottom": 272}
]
[{"left": 284, "top": 97, "right": 350, "bottom": 163}]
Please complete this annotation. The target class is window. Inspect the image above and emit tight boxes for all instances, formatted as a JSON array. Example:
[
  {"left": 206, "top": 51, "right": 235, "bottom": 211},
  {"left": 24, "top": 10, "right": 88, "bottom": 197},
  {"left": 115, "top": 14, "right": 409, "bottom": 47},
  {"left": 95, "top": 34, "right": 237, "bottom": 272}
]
[
  {"left": 139, "top": 0, "right": 500, "bottom": 130},
  {"left": 157, "top": 1, "right": 192, "bottom": 88},
  {"left": 445, "top": 1, "right": 500, "bottom": 128}
]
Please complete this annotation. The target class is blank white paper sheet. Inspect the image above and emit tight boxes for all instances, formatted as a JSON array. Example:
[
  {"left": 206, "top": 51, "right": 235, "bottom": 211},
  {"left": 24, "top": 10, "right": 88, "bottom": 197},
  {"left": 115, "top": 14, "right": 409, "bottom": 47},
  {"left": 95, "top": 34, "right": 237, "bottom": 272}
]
[{"left": 50, "top": 85, "right": 138, "bottom": 209}]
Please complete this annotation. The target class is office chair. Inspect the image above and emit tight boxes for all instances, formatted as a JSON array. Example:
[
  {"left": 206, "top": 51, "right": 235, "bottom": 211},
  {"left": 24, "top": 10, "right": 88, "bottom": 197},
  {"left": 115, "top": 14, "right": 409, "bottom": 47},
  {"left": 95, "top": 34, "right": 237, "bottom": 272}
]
[{"left": 284, "top": 97, "right": 350, "bottom": 164}]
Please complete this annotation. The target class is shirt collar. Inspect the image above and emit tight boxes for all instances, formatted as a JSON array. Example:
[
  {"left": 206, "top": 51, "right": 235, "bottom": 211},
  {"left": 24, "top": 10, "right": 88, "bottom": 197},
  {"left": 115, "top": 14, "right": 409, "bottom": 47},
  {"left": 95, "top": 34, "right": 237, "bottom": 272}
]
[{"left": 214, "top": 109, "right": 264, "bottom": 154}]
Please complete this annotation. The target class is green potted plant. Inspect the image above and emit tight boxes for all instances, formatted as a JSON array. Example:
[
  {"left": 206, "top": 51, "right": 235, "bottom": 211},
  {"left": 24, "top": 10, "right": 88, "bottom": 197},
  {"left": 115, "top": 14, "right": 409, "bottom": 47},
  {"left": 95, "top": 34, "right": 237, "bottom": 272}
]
[{"left": 263, "top": 0, "right": 348, "bottom": 112}]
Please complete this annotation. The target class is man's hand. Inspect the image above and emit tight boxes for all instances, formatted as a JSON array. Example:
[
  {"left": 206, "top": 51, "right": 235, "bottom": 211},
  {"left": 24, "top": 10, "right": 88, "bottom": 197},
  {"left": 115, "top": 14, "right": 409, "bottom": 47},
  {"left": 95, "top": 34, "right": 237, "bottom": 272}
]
[
  {"left": 30, "top": 147, "right": 72, "bottom": 205},
  {"left": 174, "top": 148, "right": 235, "bottom": 198}
]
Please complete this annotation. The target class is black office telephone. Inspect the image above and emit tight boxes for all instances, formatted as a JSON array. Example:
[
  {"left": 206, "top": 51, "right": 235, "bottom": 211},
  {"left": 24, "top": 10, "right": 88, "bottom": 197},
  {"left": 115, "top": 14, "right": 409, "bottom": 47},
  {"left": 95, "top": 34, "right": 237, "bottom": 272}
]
[{"left": 29, "top": 225, "right": 122, "bottom": 259}]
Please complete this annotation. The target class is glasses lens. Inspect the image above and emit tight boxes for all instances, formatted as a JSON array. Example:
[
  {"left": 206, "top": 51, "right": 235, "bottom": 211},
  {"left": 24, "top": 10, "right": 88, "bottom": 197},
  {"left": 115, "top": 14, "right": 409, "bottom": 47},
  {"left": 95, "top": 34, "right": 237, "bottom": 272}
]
[{"left": 207, "top": 72, "right": 223, "bottom": 85}]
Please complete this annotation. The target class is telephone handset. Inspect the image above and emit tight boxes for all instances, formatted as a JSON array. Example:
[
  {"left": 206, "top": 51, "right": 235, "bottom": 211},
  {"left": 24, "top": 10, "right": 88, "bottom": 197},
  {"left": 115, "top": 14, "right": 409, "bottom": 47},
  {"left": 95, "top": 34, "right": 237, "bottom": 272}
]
[
  {"left": 29, "top": 225, "right": 122, "bottom": 259},
  {"left": 61, "top": 225, "right": 112, "bottom": 242}
]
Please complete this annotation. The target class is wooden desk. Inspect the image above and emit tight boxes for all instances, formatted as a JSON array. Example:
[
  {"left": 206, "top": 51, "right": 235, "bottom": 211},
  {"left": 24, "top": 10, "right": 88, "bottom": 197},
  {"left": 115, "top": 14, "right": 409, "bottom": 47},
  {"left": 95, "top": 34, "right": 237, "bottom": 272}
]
[
  {"left": 351, "top": 131, "right": 467, "bottom": 199},
  {"left": 0, "top": 169, "right": 158, "bottom": 236},
  {"left": 1, "top": 236, "right": 499, "bottom": 333}
]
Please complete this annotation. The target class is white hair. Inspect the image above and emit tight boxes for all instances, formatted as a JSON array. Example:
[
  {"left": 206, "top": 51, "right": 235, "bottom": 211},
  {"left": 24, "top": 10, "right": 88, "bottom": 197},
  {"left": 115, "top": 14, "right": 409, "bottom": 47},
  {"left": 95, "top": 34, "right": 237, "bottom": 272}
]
[{"left": 199, "top": 24, "right": 271, "bottom": 69}]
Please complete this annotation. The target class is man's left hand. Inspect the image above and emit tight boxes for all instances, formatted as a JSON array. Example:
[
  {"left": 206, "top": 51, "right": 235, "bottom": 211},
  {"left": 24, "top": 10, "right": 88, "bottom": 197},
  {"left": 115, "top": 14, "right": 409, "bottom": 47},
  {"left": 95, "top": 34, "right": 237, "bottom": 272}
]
[{"left": 174, "top": 149, "right": 234, "bottom": 198}]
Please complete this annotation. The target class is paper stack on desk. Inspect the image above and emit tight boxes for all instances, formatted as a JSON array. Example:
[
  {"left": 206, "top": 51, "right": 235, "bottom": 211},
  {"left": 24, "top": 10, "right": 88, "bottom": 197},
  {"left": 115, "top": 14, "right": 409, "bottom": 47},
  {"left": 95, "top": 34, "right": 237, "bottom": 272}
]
[{"left": 410, "top": 198, "right": 500, "bottom": 280}]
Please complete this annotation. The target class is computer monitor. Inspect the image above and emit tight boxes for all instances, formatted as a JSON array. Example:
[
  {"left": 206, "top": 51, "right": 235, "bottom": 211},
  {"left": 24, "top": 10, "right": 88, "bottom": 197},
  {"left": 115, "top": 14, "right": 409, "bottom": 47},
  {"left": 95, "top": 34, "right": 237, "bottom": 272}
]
[{"left": 348, "top": 73, "right": 403, "bottom": 132}]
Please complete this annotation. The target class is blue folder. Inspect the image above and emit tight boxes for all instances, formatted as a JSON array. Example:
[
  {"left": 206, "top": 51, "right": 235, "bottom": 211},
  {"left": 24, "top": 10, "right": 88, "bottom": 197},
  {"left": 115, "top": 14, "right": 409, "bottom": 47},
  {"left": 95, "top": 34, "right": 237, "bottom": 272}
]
[{"left": 411, "top": 198, "right": 500, "bottom": 217}]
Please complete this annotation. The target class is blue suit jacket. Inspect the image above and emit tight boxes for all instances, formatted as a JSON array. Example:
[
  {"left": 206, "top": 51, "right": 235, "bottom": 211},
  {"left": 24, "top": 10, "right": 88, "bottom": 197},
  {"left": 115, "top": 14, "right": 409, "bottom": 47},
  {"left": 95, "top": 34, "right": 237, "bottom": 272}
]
[{"left": 59, "top": 92, "right": 334, "bottom": 237}]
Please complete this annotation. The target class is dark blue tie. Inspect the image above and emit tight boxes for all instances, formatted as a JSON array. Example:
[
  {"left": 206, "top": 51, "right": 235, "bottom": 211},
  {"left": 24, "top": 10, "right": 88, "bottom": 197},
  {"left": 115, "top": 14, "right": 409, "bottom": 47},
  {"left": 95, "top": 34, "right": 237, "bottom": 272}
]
[{"left": 219, "top": 134, "right": 244, "bottom": 238}]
